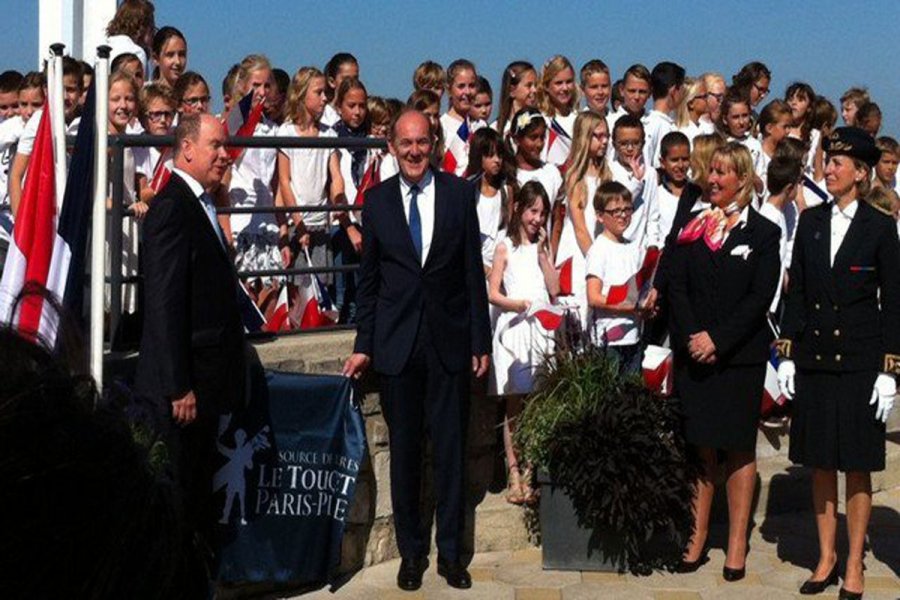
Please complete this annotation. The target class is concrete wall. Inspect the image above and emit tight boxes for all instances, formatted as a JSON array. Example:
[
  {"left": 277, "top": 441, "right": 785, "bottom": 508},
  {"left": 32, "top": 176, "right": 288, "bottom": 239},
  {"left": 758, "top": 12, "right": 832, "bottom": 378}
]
[{"left": 253, "top": 332, "right": 533, "bottom": 572}]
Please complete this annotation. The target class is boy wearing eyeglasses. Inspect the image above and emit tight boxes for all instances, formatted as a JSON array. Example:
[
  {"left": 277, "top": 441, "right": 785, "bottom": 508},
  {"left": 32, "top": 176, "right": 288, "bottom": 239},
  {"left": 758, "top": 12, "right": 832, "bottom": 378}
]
[
  {"left": 135, "top": 82, "right": 178, "bottom": 203},
  {"left": 609, "top": 114, "right": 661, "bottom": 250},
  {"left": 586, "top": 180, "right": 657, "bottom": 372}
]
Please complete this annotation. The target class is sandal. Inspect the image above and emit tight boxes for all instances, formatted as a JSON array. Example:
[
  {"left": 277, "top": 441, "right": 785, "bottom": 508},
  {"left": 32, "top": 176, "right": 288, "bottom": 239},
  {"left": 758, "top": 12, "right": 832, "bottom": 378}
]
[{"left": 506, "top": 463, "right": 526, "bottom": 505}]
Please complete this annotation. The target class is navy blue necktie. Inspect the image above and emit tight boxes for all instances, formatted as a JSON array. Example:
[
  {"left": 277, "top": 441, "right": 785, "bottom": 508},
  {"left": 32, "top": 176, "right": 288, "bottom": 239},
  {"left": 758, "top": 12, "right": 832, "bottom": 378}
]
[{"left": 408, "top": 184, "right": 422, "bottom": 262}]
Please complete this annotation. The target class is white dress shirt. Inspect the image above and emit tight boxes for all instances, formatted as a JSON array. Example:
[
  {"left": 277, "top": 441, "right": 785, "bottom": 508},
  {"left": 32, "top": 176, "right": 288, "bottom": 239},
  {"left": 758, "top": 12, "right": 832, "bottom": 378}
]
[
  {"left": 830, "top": 200, "right": 857, "bottom": 267},
  {"left": 643, "top": 109, "right": 676, "bottom": 168},
  {"left": 172, "top": 167, "right": 224, "bottom": 247},
  {"left": 399, "top": 169, "right": 435, "bottom": 264}
]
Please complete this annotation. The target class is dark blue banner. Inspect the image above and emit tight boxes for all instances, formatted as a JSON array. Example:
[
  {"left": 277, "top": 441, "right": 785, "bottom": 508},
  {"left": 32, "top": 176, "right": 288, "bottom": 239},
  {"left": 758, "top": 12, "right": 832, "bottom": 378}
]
[{"left": 213, "top": 371, "right": 365, "bottom": 586}]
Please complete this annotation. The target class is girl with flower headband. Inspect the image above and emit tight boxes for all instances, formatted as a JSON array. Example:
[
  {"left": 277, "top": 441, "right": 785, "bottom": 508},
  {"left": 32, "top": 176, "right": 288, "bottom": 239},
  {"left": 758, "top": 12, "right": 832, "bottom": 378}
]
[
  {"left": 538, "top": 56, "right": 578, "bottom": 166},
  {"left": 509, "top": 108, "right": 564, "bottom": 253},
  {"left": 554, "top": 110, "right": 613, "bottom": 330},
  {"left": 493, "top": 61, "right": 537, "bottom": 142}
]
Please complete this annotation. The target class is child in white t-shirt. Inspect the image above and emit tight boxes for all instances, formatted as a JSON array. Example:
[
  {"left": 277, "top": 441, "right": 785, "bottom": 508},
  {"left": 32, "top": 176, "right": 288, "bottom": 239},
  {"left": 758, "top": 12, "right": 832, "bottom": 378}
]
[
  {"left": 757, "top": 156, "right": 801, "bottom": 315},
  {"left": 656, "top": 131, "right": 691, "bottom": 241},
  {"left": 586, "top": 181, "right": 657, "bottom": 373},
  {"left": 610, "top": 114, "right": 661, "bottom": 249}
]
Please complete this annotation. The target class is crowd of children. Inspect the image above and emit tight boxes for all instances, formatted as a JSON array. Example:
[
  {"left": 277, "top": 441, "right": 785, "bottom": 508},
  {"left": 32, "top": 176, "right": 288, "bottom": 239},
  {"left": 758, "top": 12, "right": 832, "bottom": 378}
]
[{"left": 2, "top": 1, "right": 899, "bottom": 508}]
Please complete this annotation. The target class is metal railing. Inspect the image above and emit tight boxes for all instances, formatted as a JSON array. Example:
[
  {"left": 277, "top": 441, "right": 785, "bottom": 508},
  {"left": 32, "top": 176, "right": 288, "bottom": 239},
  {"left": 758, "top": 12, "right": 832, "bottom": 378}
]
[{"left": 106, "top": 133, "right": 388, "bottom": 350}]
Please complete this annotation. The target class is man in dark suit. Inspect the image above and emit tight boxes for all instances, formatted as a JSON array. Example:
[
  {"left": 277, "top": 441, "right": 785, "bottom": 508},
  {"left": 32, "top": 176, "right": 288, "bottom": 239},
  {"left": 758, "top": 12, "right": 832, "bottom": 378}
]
[
  {"left": 343, "top": 109, "right": 491, "bottom": 591},
  {"left": 135, "top": 113, "right": 246, "bottom": 552}
]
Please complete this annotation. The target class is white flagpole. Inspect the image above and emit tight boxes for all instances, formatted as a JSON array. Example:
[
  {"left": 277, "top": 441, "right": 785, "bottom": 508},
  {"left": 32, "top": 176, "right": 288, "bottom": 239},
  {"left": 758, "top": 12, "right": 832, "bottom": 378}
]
[
  {"left": 89, "top": 45, "right": 110, "bottom": 389},
  {"left": 49, "top": 43, "right": 67, "bottom": 211}
]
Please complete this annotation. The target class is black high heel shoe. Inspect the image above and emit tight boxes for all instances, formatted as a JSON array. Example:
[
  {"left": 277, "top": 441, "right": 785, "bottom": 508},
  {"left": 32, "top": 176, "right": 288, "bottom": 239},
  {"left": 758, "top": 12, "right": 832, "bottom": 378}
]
[
  {"left": 837, "top": 587, "right": 862, "bottom": 600},
  {"left": 799, "top": 563, "right": 839, "bottom": 595},
  {"left": 722, "top": 565, "right": 745, "bottom": 581},
  {"left": 676, "top": 551, "right": 709, "bottom": 573}
]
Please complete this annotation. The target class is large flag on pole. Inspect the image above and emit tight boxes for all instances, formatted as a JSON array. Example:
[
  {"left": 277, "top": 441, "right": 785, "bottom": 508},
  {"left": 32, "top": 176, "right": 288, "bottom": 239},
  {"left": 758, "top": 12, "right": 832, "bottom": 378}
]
[
  {"left": 55, "top": 81, "right": 96, "bottom": 323},
  {"left": 0, "top": 103, "right": 57, "bottom": 342}
]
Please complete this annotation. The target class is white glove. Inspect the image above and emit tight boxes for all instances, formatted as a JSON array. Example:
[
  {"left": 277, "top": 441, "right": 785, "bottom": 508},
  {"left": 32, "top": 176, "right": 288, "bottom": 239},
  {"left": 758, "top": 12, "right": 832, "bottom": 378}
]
[
  {"left": 870, "top": 373, "right": 896, "bottom": 424},
  {"left": 777, "top": 359, "right": 796, "bottom": 400}
]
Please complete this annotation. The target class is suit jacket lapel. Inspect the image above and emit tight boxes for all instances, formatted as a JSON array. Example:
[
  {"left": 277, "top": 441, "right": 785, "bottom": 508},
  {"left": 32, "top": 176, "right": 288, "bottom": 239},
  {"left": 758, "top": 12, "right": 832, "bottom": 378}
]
[
  {"left": 423, "top": 174, "right": 446, "bottom": 271},
  {"left": 809, "top": 206, "right": 837, "bottom": 301},
  {"left": 832, "top": 203, "right": 869, "bottom": 275}
]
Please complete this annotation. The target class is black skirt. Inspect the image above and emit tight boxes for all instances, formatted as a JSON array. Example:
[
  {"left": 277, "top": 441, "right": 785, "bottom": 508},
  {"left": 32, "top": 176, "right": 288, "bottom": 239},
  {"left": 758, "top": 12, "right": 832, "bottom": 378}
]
[
  {"left": 789, "top": 369, "right": 885, "bottom": 472},
  {"left": 675, "top": 361, "right": 765, "bottom": 453}
]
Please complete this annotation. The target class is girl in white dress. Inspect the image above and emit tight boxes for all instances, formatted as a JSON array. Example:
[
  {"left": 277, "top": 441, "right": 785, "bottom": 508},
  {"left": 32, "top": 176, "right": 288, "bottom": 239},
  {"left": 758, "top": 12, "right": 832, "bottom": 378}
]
[
  {"left": 494, "top": 61, "right": 537, "bottom": 143},
  {"left": 785, "top": 82, "right": 821, "bottom": 176},
  {"left": 538, "top": 55, "right": 578, "bottom": 166},
  {"left": 719, "top": 89, "right": 765, "bottom": 197},
  {"left": 106, "top": 71, "right": 144, "bottom": 315},
  {"left": 276, "top": 66, "right": 344, "bottom": 283},
  {"left": 227, "top": 55, "right": 281, "bottom": 301},
  {"left": 466, "top": 128, "right": 513, "bottom": 274},
  {"left": 488, "top": 181, "right": 559, "bottom": 503},
  {"left": 555, "top": 110, "right": 612, "bottom": 330},
  {"left": 440, "top": 59, "right": 482, "bottom": 176}
]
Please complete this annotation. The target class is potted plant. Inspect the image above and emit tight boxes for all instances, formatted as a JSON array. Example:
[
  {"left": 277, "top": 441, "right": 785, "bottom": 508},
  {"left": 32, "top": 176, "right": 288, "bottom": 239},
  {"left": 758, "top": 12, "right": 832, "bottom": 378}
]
[{"left": 515, "top": 342, "right": 700, "bottom": 574}]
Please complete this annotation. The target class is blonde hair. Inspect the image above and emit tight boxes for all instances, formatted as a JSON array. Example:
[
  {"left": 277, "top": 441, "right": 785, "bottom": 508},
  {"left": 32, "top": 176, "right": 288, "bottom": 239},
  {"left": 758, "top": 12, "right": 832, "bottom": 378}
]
[
  {"left": 285, "top": 66, "right": 324, "bottom": 127},
  {"left": 866, "top": 186, "right": 899, "bottom": 216},
  {"left": 675, "top": 77, "right": 706, "bottom": 128},
  {"left": 565, "top": 111, "right": 612, "bottom": 207},
  {"left": 690, "top": 133, "right": 726, "bottom": 192},
  {"left": 538, "top": 55, "right": 578, "bottom": 116},
  {"left": 413, "top": 61, "right": 445, "bottom": 92},
  {"left": 234, "top": 54, "right": 272, "bottom": 98},
  {"left": 711, "top": 142, "right": 757, "bottom": 207},
  {"left": 109, "top": 69, "right": 139, "bottom": 98},
  {"left": 701, "top": 72, "right": 726, "bottom": 92}
]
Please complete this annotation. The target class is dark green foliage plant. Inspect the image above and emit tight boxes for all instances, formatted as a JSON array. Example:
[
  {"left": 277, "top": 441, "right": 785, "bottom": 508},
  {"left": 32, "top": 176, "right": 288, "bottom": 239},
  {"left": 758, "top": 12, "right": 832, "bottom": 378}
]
[{"left": 515, "top": 343, "right": 700, "bottom": 574}]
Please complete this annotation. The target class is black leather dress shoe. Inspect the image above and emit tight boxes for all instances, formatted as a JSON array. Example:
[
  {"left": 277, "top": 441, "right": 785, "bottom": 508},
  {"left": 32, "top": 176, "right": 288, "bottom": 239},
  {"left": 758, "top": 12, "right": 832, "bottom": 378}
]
[
  {"left": 837, "top": 587, "right": 862, "bottom": 600},
  {"left": 437, "top": 558, "right": 472, "bottom": 589},
  {"left": 722, "top": 565, "right": 745, "bottom": 581},
  {"left": 397, "top": 556, "right": 428, "bottom": 591},
  {"left": 799, "top": 564, "right": 839, "bottom": 595}
]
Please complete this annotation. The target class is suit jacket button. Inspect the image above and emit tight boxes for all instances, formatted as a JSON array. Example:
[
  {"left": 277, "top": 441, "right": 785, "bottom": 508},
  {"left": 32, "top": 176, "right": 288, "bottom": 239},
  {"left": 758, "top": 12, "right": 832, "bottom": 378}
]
[
  {"left": 833, "top": 305, "right": 839, "bottom": 312},
  {"left": 816, "top": 354, "right": 822, "bottom": 361},
  {"left": 814, "top": 329, "right": 820, "bottom": 337},
  {"left": 835, "top": 354, "right": 842, "bottom": 362},
  {"left": 814, "top": 303, "right": 821, "bottom": 310},
  {"left": 834, "top": 329, "right": 840, "bottom": 337}
]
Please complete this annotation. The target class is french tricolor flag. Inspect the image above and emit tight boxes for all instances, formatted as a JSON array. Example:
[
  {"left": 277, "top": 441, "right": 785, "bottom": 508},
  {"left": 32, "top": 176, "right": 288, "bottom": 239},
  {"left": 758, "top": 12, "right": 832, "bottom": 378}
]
[
  {"left": 544, "top": 117, "right": 572, "bottom": 166},
  {"left": 606, "top": 246, "right": 661, "bottom": 305},
  {"left": 289, "top": 249, "right": 339, "bottom": 329},
  {"left": 223, "top": 90, "right": 265, "bottom": 161},
  {"left": 354, "top": 152, "right": 382, "bottom": 207},
  {"left": 0, "top": 83, "right": 96, "bottom": 345},
  {"left": 527, "top": 301, "right": 565, "bottom": 331},
  {"left": 264, "top": 284, "right": 291, "bottom": 332},
  {"left": 760, "top": 347, "right": 787, "bottom": 420},
  {"left": 642, "top": 344, "right": 673, "bottom": 396},
  {"left": 149, "top": 147, "right": 173, "bottom": 193},
  {"left": 442, "top": 118, "right": 470, "bottom": 175}
]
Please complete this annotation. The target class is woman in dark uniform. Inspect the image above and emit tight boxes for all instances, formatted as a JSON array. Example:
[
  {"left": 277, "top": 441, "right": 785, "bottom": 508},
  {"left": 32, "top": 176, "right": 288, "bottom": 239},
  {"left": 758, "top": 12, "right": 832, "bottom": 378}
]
[
  {"left": 776, "top": 127, "right": 899, "bottom": 599},
  {"left": 668, "top": 142, "right": 781, "bottom": 580}
]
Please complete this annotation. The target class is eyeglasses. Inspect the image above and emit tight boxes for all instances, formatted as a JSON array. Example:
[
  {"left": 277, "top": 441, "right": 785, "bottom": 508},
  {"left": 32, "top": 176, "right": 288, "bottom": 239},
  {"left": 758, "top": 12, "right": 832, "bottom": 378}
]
[
  {"left": 602, "top": 206, "right": 634, "bottom": 217},
  {"left": 706, "top": 92, "right": 724, "bottom": 102},
  {"left": 182, "top": 95, "right": 210, "bottom": 106},
  {"left": 753, "top": 83, "right": 770, "bottom": 98},
  {"left": 615, "top": 140, "right": 642, "bottom": 149},
  {"left": 146, "top": 110, "right": 174, "bottom": 122}
]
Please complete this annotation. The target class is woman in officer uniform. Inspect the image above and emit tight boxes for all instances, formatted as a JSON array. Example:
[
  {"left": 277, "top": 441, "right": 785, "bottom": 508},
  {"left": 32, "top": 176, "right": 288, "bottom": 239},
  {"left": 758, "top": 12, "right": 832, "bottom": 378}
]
[
  {"left": 669, "top": 142, "right": 781, "bottom": 580},
  {"left": 776, "top": 127, "right": 900, "bottom": 599}
]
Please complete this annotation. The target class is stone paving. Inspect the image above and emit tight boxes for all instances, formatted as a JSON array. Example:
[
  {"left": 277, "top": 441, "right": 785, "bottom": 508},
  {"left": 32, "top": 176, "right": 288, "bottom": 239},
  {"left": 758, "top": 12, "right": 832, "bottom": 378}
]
[{"left": 294, "top": 488, "right": 900, "bottom": 600}]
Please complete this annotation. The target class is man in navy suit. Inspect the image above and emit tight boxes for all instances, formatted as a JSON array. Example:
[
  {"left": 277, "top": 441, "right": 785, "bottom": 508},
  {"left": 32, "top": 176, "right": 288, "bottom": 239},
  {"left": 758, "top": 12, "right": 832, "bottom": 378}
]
[{"left": 343, "top": 109, "right": 491, "bottom": 591}]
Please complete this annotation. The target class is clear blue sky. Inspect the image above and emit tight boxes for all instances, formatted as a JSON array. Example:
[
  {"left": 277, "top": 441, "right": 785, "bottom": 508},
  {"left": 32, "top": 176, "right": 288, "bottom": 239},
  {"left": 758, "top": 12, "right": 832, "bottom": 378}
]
[{"left": 3, "top": 0, "right": 899, "bottom": 134}]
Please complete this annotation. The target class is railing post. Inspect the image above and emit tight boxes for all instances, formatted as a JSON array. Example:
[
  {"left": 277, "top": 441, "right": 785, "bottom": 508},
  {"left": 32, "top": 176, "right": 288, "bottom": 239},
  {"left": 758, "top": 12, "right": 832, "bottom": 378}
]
[{"left": 89, "top": 45, "right": 110, "bottom": 387}]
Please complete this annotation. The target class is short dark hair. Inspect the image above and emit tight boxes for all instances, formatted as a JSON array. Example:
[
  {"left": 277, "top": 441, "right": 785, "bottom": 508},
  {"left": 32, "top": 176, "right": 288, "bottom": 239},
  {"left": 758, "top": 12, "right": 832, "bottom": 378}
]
[
  {"left": 61, "top": 56, "right": 84, "bottom": 88},
  {"left": 174, "top": 113, "right": 201, "bottom": 157},
  {"left": 857, "top": 101, "right": 882, "bottom": 121},
  {"left": 475, "top": 76, "right": 492, "bottom": 97},
  {"left": 650, "top": 62, "right": 685, "bottom": 100},
  {"left": 0, "top": 70, "right": 24, "bottom": 93},
  {"left": 766, "top": 156, "right": 802, "bottom": 196},
  {"left": 613, "top": 113, "right": 644, "bottom": 140},
  {"left": 272, "top": 68, "right": 290, "bottom": 96},
  {"left": 594, "top": 180, "right": 632, "bottom": 212},
  {"left": 660, "top": 131, "right": 690, "bottom": 159}
]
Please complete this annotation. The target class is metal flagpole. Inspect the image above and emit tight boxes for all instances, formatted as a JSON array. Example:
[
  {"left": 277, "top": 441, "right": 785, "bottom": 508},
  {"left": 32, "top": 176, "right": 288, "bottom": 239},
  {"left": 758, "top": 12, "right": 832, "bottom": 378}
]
[
  {"left": 89, "top": 45, "right": 110, "bottom": 389},
  {"left": 49, "top": 43, "right": 67, "bottom": 210}
]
